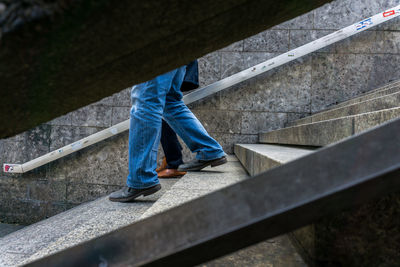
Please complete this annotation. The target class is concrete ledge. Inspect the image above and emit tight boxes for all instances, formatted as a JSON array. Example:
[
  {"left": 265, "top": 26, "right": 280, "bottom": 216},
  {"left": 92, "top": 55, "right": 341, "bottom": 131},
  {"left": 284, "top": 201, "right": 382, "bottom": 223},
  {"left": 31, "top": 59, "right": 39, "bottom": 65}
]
[
  {"left": 234, "top": 144, "right": 314, "bottom": 176},
  {"left": 260, "top": 107, "right": 400, "bottom": 146}
]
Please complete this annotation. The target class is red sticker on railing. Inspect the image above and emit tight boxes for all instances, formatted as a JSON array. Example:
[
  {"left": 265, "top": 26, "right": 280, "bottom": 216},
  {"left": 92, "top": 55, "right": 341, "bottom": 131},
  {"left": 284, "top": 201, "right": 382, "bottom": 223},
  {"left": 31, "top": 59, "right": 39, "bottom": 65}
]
[
  {"left": 383, "top": 10, "right": 395, "bottom": 17},
  {"left": 4, "top": 165, "right": 10, "bottom": 172}
]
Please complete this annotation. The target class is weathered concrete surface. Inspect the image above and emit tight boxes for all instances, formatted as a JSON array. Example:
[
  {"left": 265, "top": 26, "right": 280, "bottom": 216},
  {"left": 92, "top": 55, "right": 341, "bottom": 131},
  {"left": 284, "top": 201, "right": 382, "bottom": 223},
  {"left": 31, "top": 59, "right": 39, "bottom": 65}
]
[
  {"left": 330, "top": 80, "right": 400, "bottom": 110},
  {"left": 0, "top": 155, "right": 304, "bottom": 266},
  {"left": 234, "top": 141, "right": 400, "bottom": 267},
  {"left": 0, "top": 178, "right": 177, "bottom": 267},
  {"left": 234, "top": 143, "right": 316, "bottom": 266},
  {"left": 289, "top": 193, "right": 400, "bottom": 267},
  {"left": 292, "top": 89, "right": 400, "bottom": 126},
  {"left": 0, "top": 131, "right": 132, "bottom": 225},
  {"left": 0, "top": 0, "right": 333, "bottom": 138},
  {"left": 201, "top": 235, "right": 307, "bottom": 267},
  {"left": 260, "top": 107, "right": 400, "bottom": 146},
  {"left": 139, "top": 156, "right": 307, "bottom": 267},
  {"left": 25, "top": 118, "right": 400, "bottom": 267},
  {"left": 140, "top": 156, "right": 244, "bottom": 219},
  {"left": 2, "top": 0, "right": 400, "bottom": 228},
  {"left": 234, "top": 144, "right": 314, "bottom": 176}
]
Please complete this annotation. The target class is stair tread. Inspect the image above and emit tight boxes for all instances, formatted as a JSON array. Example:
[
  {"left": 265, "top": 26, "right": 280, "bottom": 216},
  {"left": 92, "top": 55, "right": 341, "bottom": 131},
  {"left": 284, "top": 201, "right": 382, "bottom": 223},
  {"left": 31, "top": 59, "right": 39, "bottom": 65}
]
[
  {"left": 289, "top": 106, "right": 400, "bottom": 128},
  {"left": 0, "top": 179, "right": 178, "bottom": 266},
  {"left": 136, "top": 155, "right": 307, "bottom": 267},
  {"left": 260, "top": 107, "right": 400, "bottom": 146},
  {"left": 289, "top": 81, "right": 400, "bottom": 128},
  {"left": 237, "top": 144, "right": 315, "bottom": 164},
  {"left": 292, "top": 90, "right": 400, "bottom": 127},
  {"left": 327, "top": 80, "right": 400, "bottom": 110},
  {"left": 0, "top": 156, "right": 248, "bottom": 266},
  {"left": 140, "top": 155, "right": 247, "bottom": 219},
  {"left": 234, "top": 144, "right": 315, "bottom": 176}
]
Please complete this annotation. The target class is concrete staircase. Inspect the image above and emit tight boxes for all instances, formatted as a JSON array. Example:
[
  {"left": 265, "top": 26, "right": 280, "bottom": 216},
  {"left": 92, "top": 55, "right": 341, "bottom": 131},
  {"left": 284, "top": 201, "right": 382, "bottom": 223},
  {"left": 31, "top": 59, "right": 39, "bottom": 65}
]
[
  {"left": 0, "top": 178, "right": 177, "bottom": 266},
  {"left": 260, "top": 81, "right": 400, "bottom": 146},
  {"left": 1, "top": 81, "right": 399, "bottom": 266},
  {"left": 235, "top": 81, "right": 400, "bottom": 266},
  {"left": 0, "top": 156, "right": 306, "bottom": 266},
  {"left": 290, "top": 80, "right": 400, "bottom": 127}
]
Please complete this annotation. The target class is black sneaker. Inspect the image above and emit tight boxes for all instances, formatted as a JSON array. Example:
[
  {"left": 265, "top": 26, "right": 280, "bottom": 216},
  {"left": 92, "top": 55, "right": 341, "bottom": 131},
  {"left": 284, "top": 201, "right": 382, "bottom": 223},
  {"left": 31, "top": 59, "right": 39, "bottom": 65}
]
[
  {"left": 109, "top": 184, "right": 161, "bottom": 202},
  {"left": 177, "top": 156, "right": 227, "bottom": 171}
]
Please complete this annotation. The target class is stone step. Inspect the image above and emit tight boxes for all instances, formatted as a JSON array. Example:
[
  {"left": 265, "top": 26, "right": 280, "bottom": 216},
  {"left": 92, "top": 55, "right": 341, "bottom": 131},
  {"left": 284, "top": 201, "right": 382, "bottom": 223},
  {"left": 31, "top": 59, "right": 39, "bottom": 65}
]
[
  {"left": 140, "top": 156, "right": 247, "bottom": 219},
  {"left": 0, "top": 178, "right": 178, "bottom": 267},
  {"left": 260, "top": 107, "right": 400, "bottom": 146},
  {"left": 234, "top": 144, "right": 315, "bottom": 176},
  {"left": 364, "top": 79, "right": 400, "bottom": 94},
  {"left": 235, "top": 128, "right": 400, "bottom": 267},
  {"left": 138, "top": 156, "right": 307, "bottom": 267},
  {"left": 291, "top": 81, "right": 400, "bottom": 127},
  {"left": 233, "top": 144, "right": 316, "bottom": 267},
  {"left": 291, "top": 90, "right": 400, "bottom": 127},
  {"left": 0, "top": 156, "right": 301, "bottom": 266},
  {"left": 333, "top": 80, "right": 400, "bottom": 109},
  {"left": 233, "top": 144, "right": 316, "bottom": 266}
]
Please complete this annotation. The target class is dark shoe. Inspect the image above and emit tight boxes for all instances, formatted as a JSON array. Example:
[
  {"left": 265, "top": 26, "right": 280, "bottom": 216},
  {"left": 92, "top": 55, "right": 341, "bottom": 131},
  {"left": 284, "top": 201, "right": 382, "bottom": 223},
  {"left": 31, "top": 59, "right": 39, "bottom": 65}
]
[
  {"left": 177, "top": 156, "right": 227, "bottom": 171},
  {"left": 158, "top": 168, "right": 186, "bottom": 178},
  {"left": 156, "top": 157, "right": 167, "bottom": 173},
  {"left": 109, "top": 184, "right": 161, "bottom": 202}
]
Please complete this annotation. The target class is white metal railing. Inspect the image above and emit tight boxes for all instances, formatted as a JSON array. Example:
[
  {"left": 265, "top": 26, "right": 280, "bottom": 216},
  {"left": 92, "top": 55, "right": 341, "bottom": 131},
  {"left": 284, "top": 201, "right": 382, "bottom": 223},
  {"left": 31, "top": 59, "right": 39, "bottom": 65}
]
[{"left": 3, "top": 4, "right": 400, "bottom": 174}]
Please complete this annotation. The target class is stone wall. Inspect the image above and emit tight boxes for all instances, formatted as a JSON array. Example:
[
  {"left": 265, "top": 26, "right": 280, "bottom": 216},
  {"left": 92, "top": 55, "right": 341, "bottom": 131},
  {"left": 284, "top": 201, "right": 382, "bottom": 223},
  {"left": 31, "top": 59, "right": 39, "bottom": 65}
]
[{"left": 1, "top": 0, "right": 400, "bottom": 224}]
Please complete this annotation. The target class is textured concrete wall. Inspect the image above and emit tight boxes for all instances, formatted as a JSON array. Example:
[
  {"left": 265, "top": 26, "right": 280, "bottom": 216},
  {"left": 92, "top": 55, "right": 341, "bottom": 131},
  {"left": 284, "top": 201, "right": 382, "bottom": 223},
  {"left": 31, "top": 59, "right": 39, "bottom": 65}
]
[
  {"left": 191, "top": 0, "right": 400, "bottom": 154},
  {"left": 1, "top": 0, "right": 400, "bottom": 224},
  {"left": 0, "top": 0, "right": 333, "bottom": 139}
]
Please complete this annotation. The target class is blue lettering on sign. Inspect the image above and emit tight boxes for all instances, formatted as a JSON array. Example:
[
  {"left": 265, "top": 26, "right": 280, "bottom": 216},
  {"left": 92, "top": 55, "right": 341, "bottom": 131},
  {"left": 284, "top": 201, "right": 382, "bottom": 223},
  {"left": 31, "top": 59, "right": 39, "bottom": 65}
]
[{"left": 355, "top": 18, "right": 373, "bottom": 31}]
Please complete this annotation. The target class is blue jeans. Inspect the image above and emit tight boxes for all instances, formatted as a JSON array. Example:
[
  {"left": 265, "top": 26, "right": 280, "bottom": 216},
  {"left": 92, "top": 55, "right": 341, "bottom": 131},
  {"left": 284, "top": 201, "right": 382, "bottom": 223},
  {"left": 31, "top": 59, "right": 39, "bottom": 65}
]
[
  {"left": 127, "top": 66, "right": 226, "bottom": 189},
  {"left": 161, "top": 120, "right": 184, "bottom": 169}
]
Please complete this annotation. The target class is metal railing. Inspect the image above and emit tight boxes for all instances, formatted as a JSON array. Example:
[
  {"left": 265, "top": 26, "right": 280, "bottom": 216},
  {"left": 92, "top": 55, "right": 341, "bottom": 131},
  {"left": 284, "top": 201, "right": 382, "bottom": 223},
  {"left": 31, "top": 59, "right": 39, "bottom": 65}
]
[{"left": 4, "top": 5, "right": 400, "bottom": 174}]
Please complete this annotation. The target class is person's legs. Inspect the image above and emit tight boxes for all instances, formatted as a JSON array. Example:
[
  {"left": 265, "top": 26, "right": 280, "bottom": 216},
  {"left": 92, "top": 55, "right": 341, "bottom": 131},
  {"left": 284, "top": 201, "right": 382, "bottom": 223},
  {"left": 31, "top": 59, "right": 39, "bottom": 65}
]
[
  {"left": 110, "top": 67, "right": 187, "bottom": 202},
  {"left": 109, "top": 67, "right": 185, "bottom": 202},
  {"left": 157, "top": 120, "right": 187, "bottom": 178},
  {"left": 163, "top": 73, "right": 226, "bottom": 162},
  {"left": 125, "top": 68, "right": 187, "bottom": 189},
  {"left": 160, "top": 120, "right": 183, "bottom": 169},
  {"left": 110, "top": 64, "right": 226, "bottom": 202}
]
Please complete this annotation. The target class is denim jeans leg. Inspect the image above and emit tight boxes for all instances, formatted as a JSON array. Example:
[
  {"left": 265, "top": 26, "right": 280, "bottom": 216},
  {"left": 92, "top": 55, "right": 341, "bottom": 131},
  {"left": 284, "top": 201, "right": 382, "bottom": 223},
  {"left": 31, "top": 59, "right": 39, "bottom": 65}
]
[
  {"left": 161, "top": 120, "right": 184, "bottom": 169},
  {"left": 163, "top": 77, "right": 226, "bottom": 161},
  {"left": 126, "top": 69, "right": 182, "bottom": 189}
]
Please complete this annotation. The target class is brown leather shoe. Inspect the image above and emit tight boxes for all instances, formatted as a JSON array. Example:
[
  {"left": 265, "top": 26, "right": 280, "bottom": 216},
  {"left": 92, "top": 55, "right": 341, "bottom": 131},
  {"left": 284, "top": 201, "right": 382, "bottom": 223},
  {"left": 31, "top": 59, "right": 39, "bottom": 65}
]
[
  {"left": 158, "top": 168, "right": 186, "bottom": 178},
  {"left": 156, "top": 157, "right": 167, "bottom": 173}
]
